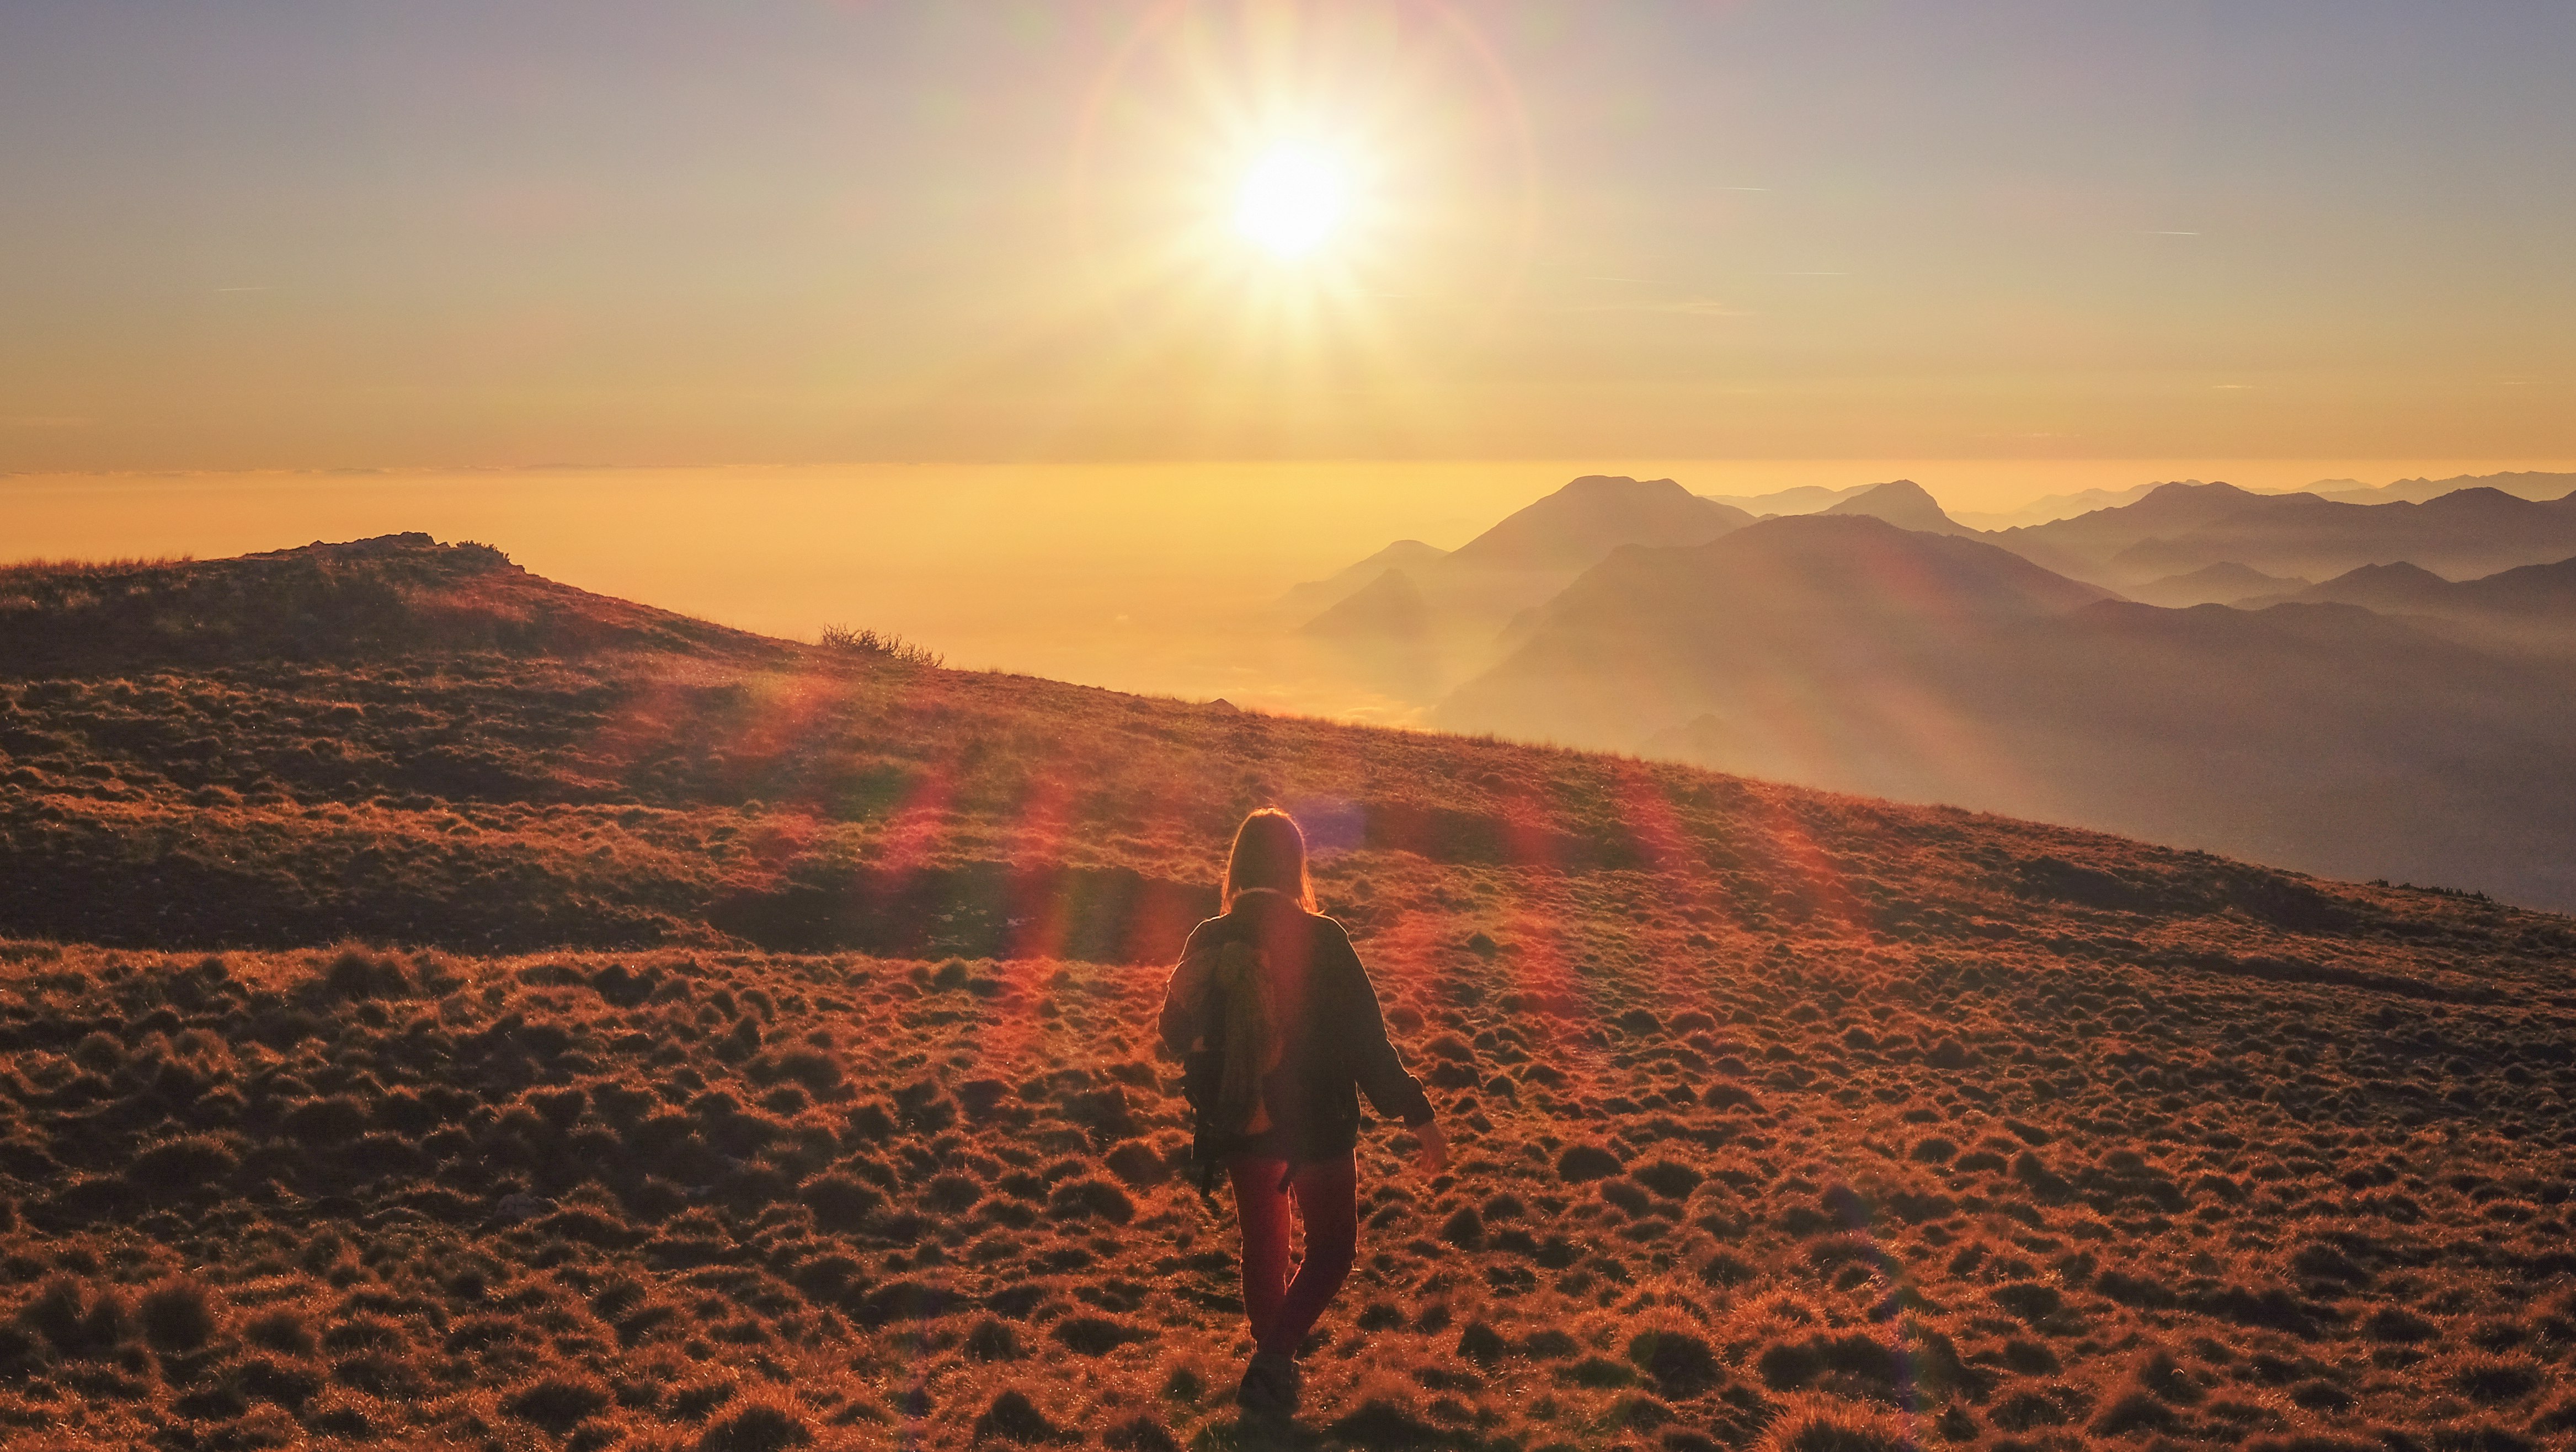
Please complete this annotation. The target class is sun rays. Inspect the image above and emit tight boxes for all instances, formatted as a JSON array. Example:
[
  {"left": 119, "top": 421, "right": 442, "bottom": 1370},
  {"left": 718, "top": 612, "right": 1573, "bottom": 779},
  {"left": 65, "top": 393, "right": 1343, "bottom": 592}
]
[{"left": 1028, "top": 1, "right": 1538, "bottom": 451}]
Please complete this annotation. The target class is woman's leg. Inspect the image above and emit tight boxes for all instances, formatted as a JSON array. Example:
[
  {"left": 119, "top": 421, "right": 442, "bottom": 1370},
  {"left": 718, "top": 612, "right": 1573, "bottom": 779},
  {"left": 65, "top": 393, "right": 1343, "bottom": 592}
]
[
  {"left": 1227, "top": 1156, "right": 1293, "bottom": 1346},
  {"left": 1256, "top": 1152, "right": 1358, "bottom": 1359}
]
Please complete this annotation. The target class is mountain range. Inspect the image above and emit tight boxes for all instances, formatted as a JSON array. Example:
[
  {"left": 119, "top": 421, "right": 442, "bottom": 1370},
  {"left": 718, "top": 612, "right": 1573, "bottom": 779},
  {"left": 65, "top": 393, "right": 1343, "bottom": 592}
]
[
  {"left": 2310, "top": 470, "right": 2576, "bottom": 506},
  {"left": 1695, "top": 482, "right": 1876, "bottom": 516},
  {"left": 1298, "top": 472, "right": 2576, "bottom": 627},
  {"left": 1293, "top": 473, "right": 2576, "bottom": 909},
  {"left": 2095, "top": 488, "right": 2576, "bottom": 587},
  {"left": 1290, "top": 476, "right": 1752, "bottom": 693},
  {"left": 2126, "top": 562, "right": 2311, "bottom": 608}
]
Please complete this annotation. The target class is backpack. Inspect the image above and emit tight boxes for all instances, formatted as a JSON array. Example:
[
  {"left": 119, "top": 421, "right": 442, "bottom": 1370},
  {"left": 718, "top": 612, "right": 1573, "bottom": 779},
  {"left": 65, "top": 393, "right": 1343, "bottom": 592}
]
[{"left": 1184, "top": 939, "right": 1283, "bottom": 1192}]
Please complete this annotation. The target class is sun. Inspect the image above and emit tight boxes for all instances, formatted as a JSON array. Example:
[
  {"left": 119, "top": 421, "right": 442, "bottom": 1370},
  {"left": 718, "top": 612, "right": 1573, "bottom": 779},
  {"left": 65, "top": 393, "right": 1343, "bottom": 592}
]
[{"left": 1233, "top": 144, "right": 1349, "bottom": 260}]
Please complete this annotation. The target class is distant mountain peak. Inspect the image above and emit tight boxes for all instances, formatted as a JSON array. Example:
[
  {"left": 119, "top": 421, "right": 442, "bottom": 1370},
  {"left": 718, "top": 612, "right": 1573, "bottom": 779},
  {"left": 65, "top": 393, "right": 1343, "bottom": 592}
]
[
  {"left": 2129, "top": 561, "right": 2311, "bottom": 608},
  {"left": 1696, "top": 482, "right": 1875, "bottom": 516},
  {"left": 1564, "top": 511, "right": 2114, "bottom": 624},
  {"left": 1299, "top": 566, "right": 1431, "bottom": 640},
  {"left": 1561, "top": 473, "right": 1683, "bottom": 495},
  {"left": 2138, "top": 479, "right": 2257, "bottom": 505},
  {"left": 1444, "top": 473, "right": 1752, "bottom": 573},
  {"left": 1821, "top": 478, "right": 1975, "bottom": 536},
  {"left": 1278, "top": 538, "right": 1449, "bottom": 616},
  {"left": 2337, "top": 560, "right": 2447, "bottom": 584}
]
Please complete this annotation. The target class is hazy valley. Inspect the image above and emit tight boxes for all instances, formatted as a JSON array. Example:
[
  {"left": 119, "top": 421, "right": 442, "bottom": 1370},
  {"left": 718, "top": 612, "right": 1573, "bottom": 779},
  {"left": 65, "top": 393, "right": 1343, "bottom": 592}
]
[{"left": 1292, "top": 473, "right": 2576, "bottom": 914}]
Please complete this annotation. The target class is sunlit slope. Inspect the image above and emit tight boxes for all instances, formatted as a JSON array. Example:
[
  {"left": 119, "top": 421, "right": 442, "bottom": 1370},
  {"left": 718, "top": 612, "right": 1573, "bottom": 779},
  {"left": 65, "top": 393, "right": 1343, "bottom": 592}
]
[
  {"left": 0, "top": 532, "right": 779, "bottom": 676},
  {"left": 1, "top": 536, "right": 2574, "bottom": 1451}
]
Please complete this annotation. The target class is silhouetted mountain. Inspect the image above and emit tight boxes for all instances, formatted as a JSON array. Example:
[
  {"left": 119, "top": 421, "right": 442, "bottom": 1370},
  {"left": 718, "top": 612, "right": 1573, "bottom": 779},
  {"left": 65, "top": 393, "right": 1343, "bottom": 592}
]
[
  {"left": 1293, "top": 476, "right": 1758, "bottom": 696},
  {"left": 1437, "top": 515, "right": 2576, "bottom": 910},
  {"left": 1986, "top": 481, "right": 2576, "bottom": 588},
  {"left": 1985, "top": 481, "right": 2274, "bottom": 581},
  {"left": 2129, "top": 562, "right": 2308, "bottom": 608},
  {"left": 2246, "top": 554, "right": 2576, "bottom": 640},
  {"left": 2311, "top": 470, "right": 2576, "bottom": 506},
  {"left": 2414, "top": 554, "right": 2576, "bottom": 618},
  {"left": 1444, "top": 474, "right": 1752, "bottom": 573},
  {"left": 1820, "top": 478, "right": 1978, "bottom": 536},
  {"left": 2255, "top": 560, "right": 2457, "bottom": 613},
  {"left": 1279, "top": 538, "right": 1449, "bottom": 617},
  {"left": 2111, "top": 487, "right": 2576, "bottom": 584},
  {"left": 1696, "top": 482, "right": 1874, "bottom": 515},
  {"left": 1438, "top": 515, "right": 2112, "bottom": 758},
  {"left": 1950, "top": 481, "right": 2168, "bottom": 531},
  {"left": 1299, "top": 567, "right": 1432, "bottom": 640}
]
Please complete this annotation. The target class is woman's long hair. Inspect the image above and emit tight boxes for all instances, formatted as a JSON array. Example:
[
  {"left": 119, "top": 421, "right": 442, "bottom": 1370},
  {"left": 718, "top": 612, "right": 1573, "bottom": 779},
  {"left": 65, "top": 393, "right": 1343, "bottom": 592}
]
[{"left": 1224, "top": 808, "right": 1315, "bottom": 911}]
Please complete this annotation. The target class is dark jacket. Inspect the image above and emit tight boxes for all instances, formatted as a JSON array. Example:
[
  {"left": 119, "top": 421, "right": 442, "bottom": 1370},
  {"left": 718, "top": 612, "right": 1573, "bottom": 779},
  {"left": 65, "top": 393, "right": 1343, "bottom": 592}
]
[{"left": 1158, "top": 890, "right": 1434, "bottom": 1167}]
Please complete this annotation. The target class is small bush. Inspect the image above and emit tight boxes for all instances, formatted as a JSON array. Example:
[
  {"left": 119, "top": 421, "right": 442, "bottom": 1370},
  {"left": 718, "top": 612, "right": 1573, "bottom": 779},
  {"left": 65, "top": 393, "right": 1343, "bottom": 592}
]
[
  {"left": 1558, "top": 1144, "right": 1623, "bottom": 1182},
  {"left": 697, "top": 1398, "right": 813, "bottom": 1452},
  {"left": 1754, "top": 1401, "right": 1921, "bottom": 1452},
  {"left": 2092, "top": 1390, "right": 2182, "bottom": 1435},
  {"left": 505, "top": 1373, "right": 614, "bottom": 1433},
  {"left": 2367, "top": 1305, "right": 2439, "bottom": 1342},
  {"left": 1104, "top": 1414, "right": 1181, "bottom": 1452},
  {"left": 1629, "top": 1327, "right": 1723, "bottom": 1397},
  {"left": 1051, "top": 1316, "right": 1150, "bottom": 1355},
  {"left": 20, "top": 1278, "right": 132, "bottom": 1358},
  {"left": 1988, "top": 1387, "right": 2078, "bottom": 1432},
  {"left": 973, "top": 1389, "right": 1068, "bottom": 1444},
  {"left": 2452, "top": 1357, "right": 2543, "bottom": 1404},
  {"left": 1991, "top": 1281, "right": 2063, "bottom": 1322},
  {"left": 1103, "top": 1139, "right": 1168, "bottom": 1186},
  {"left": 138, "top": 1278, "right": 217, "bottom": 1353},
  {"left": 964, "top": 1318, "right": 1023, "bottom": 1362},
  {"left": 1330, "top": 1398, "right": 1456, "bottom": 1449},
  {"left": 243, "top": 1306, "right": 315, "bottom": 1356},
  {"left": 1521, "top": 1328, "right": 1581, "bottom": 1360},
  {"left": 1757, "top": 1332, "right": 1905, "bottom": 1400},
  {"left": 1700, "top": 1250, "right": 1758, "bottom": 1288},
  {"left": 1633, "top": 1160, "right": 1703, "bottom": 1198},
  {"left": 798, "top": 1172, "right": 884, "bottom": 1231},
  {"left": 1046, "top": 1177, "right": 1135, "bottom": 1224},
  {"left": 323, "top": 943, "right": 413, "bottom": 999},
  {"left": 128, "top": 1135, "right": 238, "bottom": 1197},
  {"left": 818, "top": 623, "right": 942, "bottom": 668},
  {"left": 1566, "top": 1355, "right": 1638, "bottom": 1388}
]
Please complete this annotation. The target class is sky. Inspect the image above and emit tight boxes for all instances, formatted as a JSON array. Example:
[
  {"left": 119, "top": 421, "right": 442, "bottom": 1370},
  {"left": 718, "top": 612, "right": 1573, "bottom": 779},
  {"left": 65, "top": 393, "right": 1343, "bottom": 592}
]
[{"left": 3, "top": 1, "right": 2574, "bottom": 474}]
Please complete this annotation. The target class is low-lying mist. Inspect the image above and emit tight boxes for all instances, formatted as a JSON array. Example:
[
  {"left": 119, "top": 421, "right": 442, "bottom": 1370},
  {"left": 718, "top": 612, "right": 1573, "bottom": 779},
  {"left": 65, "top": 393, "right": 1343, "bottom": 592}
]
[{"left": 8, "top": 457, "right": 2547, "bottom": 711}]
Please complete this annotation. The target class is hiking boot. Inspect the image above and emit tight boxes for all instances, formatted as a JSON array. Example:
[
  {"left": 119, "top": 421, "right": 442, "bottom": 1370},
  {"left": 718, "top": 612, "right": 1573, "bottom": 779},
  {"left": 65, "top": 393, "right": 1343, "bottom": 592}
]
[{"left": 1236, "top": 1350, "right": 1301, "bottom": 1419}]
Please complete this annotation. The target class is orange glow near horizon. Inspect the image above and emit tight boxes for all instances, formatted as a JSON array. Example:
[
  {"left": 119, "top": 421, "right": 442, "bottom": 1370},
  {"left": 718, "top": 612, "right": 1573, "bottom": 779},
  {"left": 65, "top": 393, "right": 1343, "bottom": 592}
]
[
  {"left": 4, "top": 455, "right": 2572, "bottom": 730},
  {"left": 3, "top": 7, "right": 2572, "bottom": 472}
]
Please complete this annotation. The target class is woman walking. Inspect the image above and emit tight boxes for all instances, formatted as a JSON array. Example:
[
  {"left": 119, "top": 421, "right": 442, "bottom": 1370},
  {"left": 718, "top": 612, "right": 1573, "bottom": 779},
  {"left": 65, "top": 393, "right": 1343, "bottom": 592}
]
[{"left": 1158, "top": 808, "right": 1447, "bottom": 1420}]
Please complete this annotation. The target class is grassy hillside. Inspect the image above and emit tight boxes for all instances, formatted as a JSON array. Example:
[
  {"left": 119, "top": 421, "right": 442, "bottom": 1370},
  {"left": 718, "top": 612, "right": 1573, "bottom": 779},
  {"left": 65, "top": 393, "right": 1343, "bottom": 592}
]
[{"left": 0, "top": 537, "right": 2571, "bottom": 1451}]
